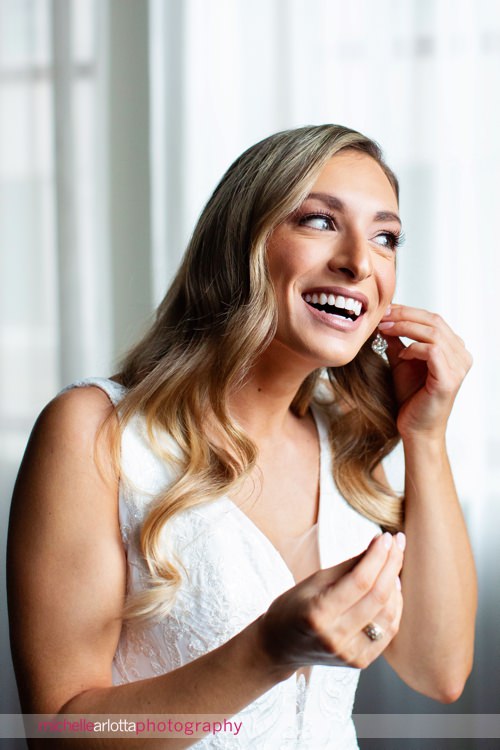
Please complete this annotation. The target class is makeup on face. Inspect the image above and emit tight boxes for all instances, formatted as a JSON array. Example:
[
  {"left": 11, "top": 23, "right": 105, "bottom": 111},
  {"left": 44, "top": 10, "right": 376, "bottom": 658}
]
[{"left": 265, "top": 150, "right": 401, "bottom": 369}]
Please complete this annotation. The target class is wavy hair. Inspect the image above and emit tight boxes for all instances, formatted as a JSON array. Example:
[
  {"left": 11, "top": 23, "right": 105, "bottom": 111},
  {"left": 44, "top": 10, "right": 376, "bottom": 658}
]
[{"left": 115, "top": 124, "right": 404, "bottom": 621}]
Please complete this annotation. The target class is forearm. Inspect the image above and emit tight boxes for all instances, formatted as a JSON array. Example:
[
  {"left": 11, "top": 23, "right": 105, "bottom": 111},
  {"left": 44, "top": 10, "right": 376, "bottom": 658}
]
[
  {"left": 385, "top": 436, "right": 477, "bottom": 702},
  {"left": 37, "top": 619, "right": 290, "bottom": 750}
]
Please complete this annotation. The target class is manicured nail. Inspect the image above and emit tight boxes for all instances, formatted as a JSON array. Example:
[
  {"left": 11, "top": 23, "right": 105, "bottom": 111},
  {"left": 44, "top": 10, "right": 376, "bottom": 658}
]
[
  {"left": 383, "top": 532, "right": 393, "bottom": 550},
  {"left": 396, "top": 532, "right": 406, "bottom": 551},
  {"left": 395, "top": 576, "right": 402, "bottom": 591},
  {"left": 378, "top": 321, "right": 395, "bottom": 330},
  {"left": 384, "top": 305, "right": 392, "bottom": 317}
]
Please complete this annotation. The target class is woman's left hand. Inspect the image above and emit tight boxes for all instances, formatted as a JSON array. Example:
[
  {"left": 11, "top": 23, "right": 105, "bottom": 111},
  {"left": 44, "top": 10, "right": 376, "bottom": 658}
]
[{"left": 378, "top": 304, "right": 473, "bottom": 441}]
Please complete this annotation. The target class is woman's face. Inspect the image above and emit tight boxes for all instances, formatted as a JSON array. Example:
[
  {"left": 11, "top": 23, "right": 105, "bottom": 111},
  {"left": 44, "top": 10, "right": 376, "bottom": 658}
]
[{"left": 266, "top": 149, "right": 400, "bottom": 369}]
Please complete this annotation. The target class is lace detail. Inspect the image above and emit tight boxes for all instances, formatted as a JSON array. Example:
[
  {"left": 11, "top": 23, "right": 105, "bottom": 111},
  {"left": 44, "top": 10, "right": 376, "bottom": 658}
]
[
  {"left": 296, "top": 673, "right": 307, "bottom": 738},
  {"left": 63, "top": 378, "right": 379, "bottom": 749}
]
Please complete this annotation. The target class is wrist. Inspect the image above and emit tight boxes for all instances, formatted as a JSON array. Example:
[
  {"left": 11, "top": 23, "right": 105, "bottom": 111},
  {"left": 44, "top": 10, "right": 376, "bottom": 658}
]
[
  {"left": 402, "top": 433, "right": 451, "bottom": 480},
  {"left": 401, "top": 431, "right": 447, "bottom": 455},
  {"left": 246, "top": 616, "right": 295, "bottom": 684}
]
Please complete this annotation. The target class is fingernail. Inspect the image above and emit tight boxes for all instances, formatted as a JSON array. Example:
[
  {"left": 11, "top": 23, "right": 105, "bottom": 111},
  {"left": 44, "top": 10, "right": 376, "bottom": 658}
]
[
  {"left": 395, "top": 576, "right": 401, "bottom": 591},
  {"left": 383, "top": 532, "right": 393, "bottom": 550},
  {"left": 384, "top": 306, "right": 392, "bottom": 317},
  {"left": 378, "top": 321, "right": 395, "bottom": 330},
  {"left": 396, "top": 532, "right": 406, "bottom": 551}
]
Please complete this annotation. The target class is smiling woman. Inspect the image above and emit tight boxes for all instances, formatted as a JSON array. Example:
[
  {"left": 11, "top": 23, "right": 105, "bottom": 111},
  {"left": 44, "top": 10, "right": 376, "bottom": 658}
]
[
  {"left": 266, "top": 150, "right": 400, "bottom": 367},
  {"left": 7, "top": 125, "right": 476, "bottom": 749}
]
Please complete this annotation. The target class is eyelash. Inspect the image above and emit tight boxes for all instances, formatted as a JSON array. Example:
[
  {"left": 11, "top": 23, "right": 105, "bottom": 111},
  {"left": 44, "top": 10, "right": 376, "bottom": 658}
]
[{"left": 298, "top": 211, "right": 405, "bottom": 252}]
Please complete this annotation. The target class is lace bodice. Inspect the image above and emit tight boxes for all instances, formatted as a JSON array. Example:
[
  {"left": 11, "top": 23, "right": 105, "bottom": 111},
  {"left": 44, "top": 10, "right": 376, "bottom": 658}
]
[{"left": 64, "top": 378, "right": 381, "bottom": 749}]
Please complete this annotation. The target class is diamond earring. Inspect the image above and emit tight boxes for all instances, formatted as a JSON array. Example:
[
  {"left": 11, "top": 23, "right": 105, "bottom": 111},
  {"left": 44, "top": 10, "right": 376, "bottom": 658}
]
[{"left": 371, "top": 332, "right": 388, "bottom": 357}]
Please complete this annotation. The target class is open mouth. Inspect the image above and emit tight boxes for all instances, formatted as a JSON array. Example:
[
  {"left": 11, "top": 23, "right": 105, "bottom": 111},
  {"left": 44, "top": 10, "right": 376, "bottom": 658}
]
[{"left": 303, "top": 292, "right": 364, "bottom": 321}]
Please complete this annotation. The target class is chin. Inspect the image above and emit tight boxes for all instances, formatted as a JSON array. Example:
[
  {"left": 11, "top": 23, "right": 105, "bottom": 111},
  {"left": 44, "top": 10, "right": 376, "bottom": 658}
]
[
  {"left": 270, "top": 330, "right": 367, "bottom": 372},
  {"left": 301, "top": 345, "right": 364, "bottom": 371}
]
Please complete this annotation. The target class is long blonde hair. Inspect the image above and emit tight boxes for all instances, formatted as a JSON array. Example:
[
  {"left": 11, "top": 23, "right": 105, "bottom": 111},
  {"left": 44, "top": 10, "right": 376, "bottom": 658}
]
[{"left": 116, "top": 124, "right": 403, "bottom": 621}]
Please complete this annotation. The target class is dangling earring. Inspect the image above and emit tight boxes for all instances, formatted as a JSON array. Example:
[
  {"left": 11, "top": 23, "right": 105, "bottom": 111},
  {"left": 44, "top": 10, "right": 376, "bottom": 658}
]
[{"left": 371, "top": 332, "right": 388, "bottom": 357}]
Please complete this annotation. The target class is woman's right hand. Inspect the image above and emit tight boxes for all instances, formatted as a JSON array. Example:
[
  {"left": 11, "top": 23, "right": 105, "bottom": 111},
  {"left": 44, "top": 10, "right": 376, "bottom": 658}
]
[{"left": 257, "top": 532, "right": 405, "bottom": 673}]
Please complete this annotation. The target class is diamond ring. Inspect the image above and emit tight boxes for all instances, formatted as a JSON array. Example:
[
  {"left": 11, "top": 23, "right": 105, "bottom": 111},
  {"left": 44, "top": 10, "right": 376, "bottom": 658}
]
[{"left": 363, "top": 622, "right": 384, "bottom": 641}]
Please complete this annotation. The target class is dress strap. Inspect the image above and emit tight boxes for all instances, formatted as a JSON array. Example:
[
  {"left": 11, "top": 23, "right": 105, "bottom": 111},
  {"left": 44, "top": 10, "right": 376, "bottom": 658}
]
[
  {"left": 309, "top": 401, "right": 330, "bottom": 447},
  {"left": 59, "top": 377, "right": 127, "bottom": 407}
]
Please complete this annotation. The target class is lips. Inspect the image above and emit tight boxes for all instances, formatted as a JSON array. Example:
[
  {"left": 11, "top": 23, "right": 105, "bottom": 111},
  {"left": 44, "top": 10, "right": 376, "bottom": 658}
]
[
  {"left": 301, "top": 287, "right": 368, "bottom": 322},
  {"left": 303, "top": 298, "right": 365, "bottom": 332}
]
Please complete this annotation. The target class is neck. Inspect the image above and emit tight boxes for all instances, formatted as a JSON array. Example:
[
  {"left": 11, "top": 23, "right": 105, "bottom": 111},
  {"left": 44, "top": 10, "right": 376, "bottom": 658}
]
[{"left": 228, "top": 340, "right": 318, "bottom": 443}]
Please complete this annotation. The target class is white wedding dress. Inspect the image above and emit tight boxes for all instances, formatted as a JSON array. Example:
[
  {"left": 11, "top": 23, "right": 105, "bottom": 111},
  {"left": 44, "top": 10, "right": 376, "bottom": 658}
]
[{"left": 64, "top": 378, "right": 380, "bottom": 749}]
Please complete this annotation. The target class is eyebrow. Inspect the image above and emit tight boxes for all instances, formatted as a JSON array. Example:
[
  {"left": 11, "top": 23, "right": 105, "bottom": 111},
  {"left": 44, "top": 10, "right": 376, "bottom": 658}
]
[{"left": 306, "top": 192, "right": 402, "bottom": 228}]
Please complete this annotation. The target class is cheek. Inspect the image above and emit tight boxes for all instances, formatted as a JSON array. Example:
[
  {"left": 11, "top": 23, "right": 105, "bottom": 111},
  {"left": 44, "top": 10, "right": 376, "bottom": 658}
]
[
  {"left": 267, "top": 247, "right": 305, "bottom": 289},
  {"left": 378, "top": 262, "right": 396, "bottom": 302},
  {"left": 266, "top": 238, "right": 288, "bottom": 286}
]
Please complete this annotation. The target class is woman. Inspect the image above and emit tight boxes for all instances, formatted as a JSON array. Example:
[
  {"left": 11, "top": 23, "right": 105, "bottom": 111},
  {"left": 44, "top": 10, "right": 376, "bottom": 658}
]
[{"left": 8, "top": 124, "right": 476, "bottom": 749}]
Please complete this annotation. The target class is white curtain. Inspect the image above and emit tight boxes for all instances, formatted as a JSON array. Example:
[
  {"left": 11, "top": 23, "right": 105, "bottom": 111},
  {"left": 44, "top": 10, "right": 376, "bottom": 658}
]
[{"left": 1, "top": 0, "right": 499, "bottom": 744}]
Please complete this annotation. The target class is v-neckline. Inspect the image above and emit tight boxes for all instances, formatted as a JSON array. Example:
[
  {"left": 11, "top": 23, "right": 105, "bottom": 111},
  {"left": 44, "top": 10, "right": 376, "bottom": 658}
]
[{"left": 222, "top": 403, "right": 325, "bottom": 586}]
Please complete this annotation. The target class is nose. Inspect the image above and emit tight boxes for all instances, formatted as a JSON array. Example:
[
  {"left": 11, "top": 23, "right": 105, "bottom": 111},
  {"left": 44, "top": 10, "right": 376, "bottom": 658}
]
[{"left": 327, "top": 231, "right": 373, "bottom": 281}]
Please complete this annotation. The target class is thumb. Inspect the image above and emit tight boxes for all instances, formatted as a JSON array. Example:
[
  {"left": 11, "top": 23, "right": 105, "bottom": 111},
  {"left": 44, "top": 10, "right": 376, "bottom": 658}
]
[
  {"left": 299, "top": 553, "right": 363, "bottom": 594},
  {"left": 323, "top": 553, "right": 364, "bottom": 586}
]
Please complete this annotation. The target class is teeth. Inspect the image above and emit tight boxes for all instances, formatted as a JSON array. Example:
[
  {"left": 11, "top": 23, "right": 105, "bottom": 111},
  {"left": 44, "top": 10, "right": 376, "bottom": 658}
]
[
  {"left": 345, "top": 297, "right": 356, "bottom": 311},
  {"left": 304, "top": 292, "right": 364, "bottom": 318}
]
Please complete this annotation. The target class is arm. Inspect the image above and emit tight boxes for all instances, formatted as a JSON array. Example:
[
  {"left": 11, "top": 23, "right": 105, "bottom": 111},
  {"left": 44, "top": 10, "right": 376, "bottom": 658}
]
[
  {"left": 8, "top": 387, "right": 404, "bottom": 749},
  {"left": 378, "top": 305, "right": 477, "bottom": 702},
  {"left": 7, "top": 387, "right": 287, "bottom": 750}
]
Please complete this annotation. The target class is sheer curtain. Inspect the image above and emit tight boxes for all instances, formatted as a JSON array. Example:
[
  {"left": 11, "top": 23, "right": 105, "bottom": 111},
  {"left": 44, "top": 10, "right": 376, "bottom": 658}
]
[{"left": 1, "top": 0, "right": 499, "bottom": 746}]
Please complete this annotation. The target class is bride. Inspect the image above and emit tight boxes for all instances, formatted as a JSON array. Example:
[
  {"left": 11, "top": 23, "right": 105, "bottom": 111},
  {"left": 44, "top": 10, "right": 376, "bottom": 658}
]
[{"left": 8, "top": 124, "right": 476, "bottom": 749}]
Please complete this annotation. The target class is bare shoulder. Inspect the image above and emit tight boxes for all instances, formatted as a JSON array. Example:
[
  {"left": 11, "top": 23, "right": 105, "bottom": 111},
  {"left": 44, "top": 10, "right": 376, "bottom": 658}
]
[
  {"left": 12, "top": 381, "right": 122, "bottom": 516},
  {"left": 7, "top": 385, "right": 126, "bottom": 713},
  {"left": 33, "top": 383, "right": 117, "bottom": 448}
]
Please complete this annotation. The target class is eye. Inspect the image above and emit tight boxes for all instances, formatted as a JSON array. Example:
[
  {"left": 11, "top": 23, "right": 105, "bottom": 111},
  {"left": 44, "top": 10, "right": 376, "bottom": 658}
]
[
  {"left": 373, "top": 231, "right": 404, "bottom": 251},
  {"left": 299, "top": 213, "right": 335, "bottom": 231}
]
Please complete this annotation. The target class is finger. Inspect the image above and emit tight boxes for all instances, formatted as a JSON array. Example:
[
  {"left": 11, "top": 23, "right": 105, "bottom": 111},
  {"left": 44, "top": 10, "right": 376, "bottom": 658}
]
[
  {"left": 378, "top": 318, "right": 453, "bottom": 350},
  {"left": 298, "top": 534, "right": 399, "bottom": 658},
  {"left": 300, "top": 532, "right": 388, "bottom": 599},
  {"left": 319, "top": 532, "right": 394, "bottom": 613},
  {"left": 339, "top": 536, "right": 405, "bottom": 667},
  {"left": 343, "top": 588, "right": 404, "bottom": 668},
  {"left": 381, "top": 306, "right": 466, "bottom": 358},
  {"left": 333, "top": 533, "right": 405, "bottom": 646},
  {"left": 397, "top": 342, "right": 469, "bottom": 393},
  {"left": 297, "top": 555, "right": 361, "bottom": 598},
  {"left": 289, "top": 536, "right": 403, "bottom": 669},
  {"left": 302, "top": 582, "right": 404, "bottom": 668},
  {"left": 383, "top": 305, "right": 455, "bottom": 335},
  {"left": 379, "top": 320, "right": 467, "bottom": 376}
]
